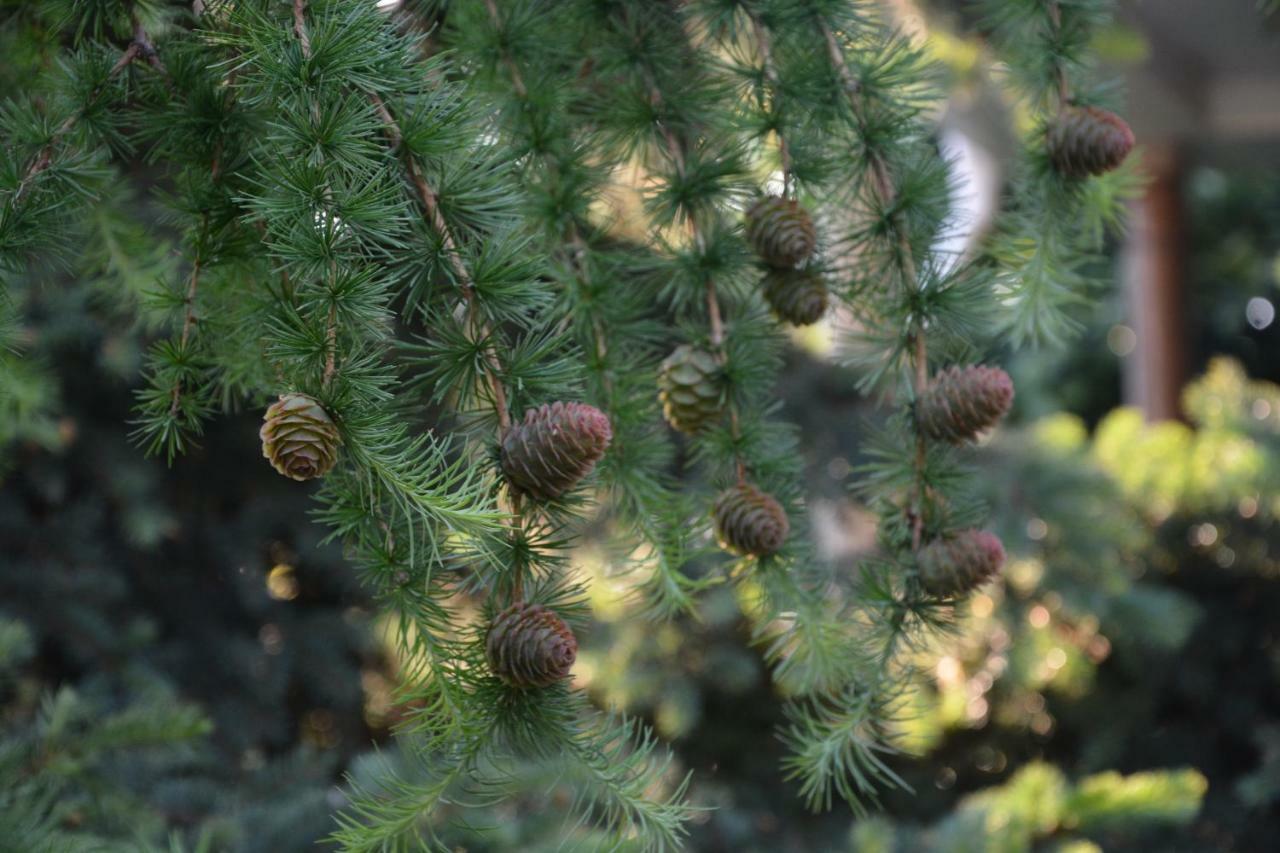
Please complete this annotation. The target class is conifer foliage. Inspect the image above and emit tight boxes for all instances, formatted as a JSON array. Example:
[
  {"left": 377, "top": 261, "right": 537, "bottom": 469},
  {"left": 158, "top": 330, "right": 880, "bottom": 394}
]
[{"left": 0, "top": 0, "right": 1135, "bottom": 846}]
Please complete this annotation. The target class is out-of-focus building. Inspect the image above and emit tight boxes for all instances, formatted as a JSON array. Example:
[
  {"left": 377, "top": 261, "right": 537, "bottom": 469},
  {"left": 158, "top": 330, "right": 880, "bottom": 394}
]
[{"left": 1118, "top": 1, "right": 1280, "bottom": 421}]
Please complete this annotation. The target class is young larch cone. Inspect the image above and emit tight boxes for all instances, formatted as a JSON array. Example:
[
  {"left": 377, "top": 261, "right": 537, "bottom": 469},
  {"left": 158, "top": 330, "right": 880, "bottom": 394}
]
[
  {"left": 712, "top": 482, "right": 789, "bottom": 557},
  {"left": 501, "top": 402, "right": 612, "bottom": 501},
  {"left": 745, "top": 195, "right": 817, "bottom": 268},
  {"left": 918, "top": 530, "right": 1005, "bottom": 597},
  {"left": 486, "top": 602, "right": 578, "bottom": 689},
  {"left": 657, "top": 344, "right": 725, "bottom": 434},
  {"left": 1046, "top": 106, "right": 1134, "bottom": 178},
  {"left": 260, "top": 393, "right": 340, "bottom": 481},
  {"left": 762, "top": 267, "right": 829, "bottom": 326},
  {"left": 917, "top": 365, "right": 1014, "bottom": 445}
]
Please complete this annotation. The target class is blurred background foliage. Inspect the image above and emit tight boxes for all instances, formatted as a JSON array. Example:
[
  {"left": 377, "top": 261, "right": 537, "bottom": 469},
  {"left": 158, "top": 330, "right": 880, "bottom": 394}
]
[{"left": 4, "top": 3, "right": 1280, "bottom": 852}]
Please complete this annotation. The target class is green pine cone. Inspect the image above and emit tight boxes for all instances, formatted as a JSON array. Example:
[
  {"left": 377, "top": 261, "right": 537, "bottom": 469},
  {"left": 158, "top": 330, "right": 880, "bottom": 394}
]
[
  {"left": 712, "top": 482, "right": 789, "bottom": 557},
  {"left": 1046, "top": 106, "right": 1135, "bottom": 178},
  {"left": 486, "top": 602, "right": 578, "bottom": 689},
  {"left": 501, "top": 402, "right": 612, "bottom": 501},
  {"left": 762, "top": 267, "right": 829, "bottom": 326},
  {"left": 917, "top": 365, "right": 1014, "bottom": 445},
  {"left": 745, "top": 195, "right": 817, "bottom": 268},
  {"left": 260, "top": 393, "right": 340, "bottom": 481},
  {"left": 918, "top": 530, "right": 1005, "bottom": 597},
  {"left": 657, "top": 345, "right": 725, "bottom": 434}
]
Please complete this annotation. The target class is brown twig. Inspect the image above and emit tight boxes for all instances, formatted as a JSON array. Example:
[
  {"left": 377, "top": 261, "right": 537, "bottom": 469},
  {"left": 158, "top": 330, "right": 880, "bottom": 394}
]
[
  {"left": 291, "top": 2, "right": 347, "bottom": 392},
  {"left": 131, "top": 13, "right": 169, "bottom": 81},
  {"left": 169, "top": 247, "right": 204, "bottom": 417},
  {"left": 12, "top": 44, "right": 142, "bottom": 204},
  {"left": 292, "top": 0, "right": 313, "bottom": 59},
  {"left": 820, "top": 19, "right": 932, "bottom": 551},
  {"left": 625, "top": 26, "right": 750, "bottom": 474},
  {"left": 1047, "top": 2, "right": 1071, "bottom": 106},
  {"left": 747, "top": 9, "right": 793, "bottom": 194},
  {"left": 369, "top": 93, "right": 512, "bottom": 434},
  {"left": 482, "top": 0, "right": 528, "bottom": 99}
]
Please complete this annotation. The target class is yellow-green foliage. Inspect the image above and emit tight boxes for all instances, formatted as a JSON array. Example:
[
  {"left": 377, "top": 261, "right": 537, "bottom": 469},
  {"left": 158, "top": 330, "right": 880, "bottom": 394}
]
[
  {"left": 849, "top": 763, "right": 1206, "bottom": 853},
  {"left": 1092, "top": 359, "right": 1277, "bottom": 519}
]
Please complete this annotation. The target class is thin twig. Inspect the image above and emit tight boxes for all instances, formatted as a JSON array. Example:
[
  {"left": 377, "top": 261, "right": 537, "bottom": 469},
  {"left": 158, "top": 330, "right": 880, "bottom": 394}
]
[
  {"left": 369, "top": 93, "right": 512, "bottom": 434},
  {"left": 747, "top": 9, "right": 792, "bottom": 194},
  {"left": 12, "top": 44, "right": 141, "bottom": 203},
  {"left": 292, "top": 0, "right": 313, "bottom": 58},
  {"left": 291, "top": 2, "right": 345, "bottom": 391},
  {"left": 820, "top": 18, "right": 931, "bottom": 550},
  {"left": 169, "top": 246, "right": 204, "bottom": 417},
  {"left": 1047, "top": 2, "right": 1071, "bottom": 105},
  {"left": 623, "top": 18, "right": 748, "bottom": 473},
  {"left": 482, "top": 0, "right": 528, "bottom": 99}
]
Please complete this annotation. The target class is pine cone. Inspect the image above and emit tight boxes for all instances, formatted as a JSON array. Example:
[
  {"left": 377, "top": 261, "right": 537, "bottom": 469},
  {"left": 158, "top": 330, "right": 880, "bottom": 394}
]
[
  {"left": 917, "top": 365, "right": 1014, "bottom": 445},
  {"left": 1046, "top": 106, "right": 1134, "bottom": 178},
  {"left": 745, "top": 195, "right": 817, "bottom": 268},
  {"left": 918, "top": 530, "right": 1005, "bottom": 597},
  {"left": 486, "top": 602, "right": 578, "bottom": 689},
  {"left": 260, "top": 393, "right": 340, "bottom": 481},
  {"left": 712, "top": 482, "right": 789, "bottom": 557},
  {"left": 501, "top": 402, "right": 612, "bottom": 501},
  {"left": 762, "top": 267, "right": 828, "bottom": 326},
  {"left": 657, "top": 345, "right": 725, "bottom": 434}
]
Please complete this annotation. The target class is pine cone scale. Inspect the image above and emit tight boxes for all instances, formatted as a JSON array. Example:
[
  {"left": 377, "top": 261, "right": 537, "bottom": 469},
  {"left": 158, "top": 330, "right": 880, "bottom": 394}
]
[
  {"left": 712, "top": 482, "right": 789, "bottom": 557},
  {"left": 658, "top": 345, "right": 724, "bottom": 434},
  {"left": 260, "top": 393, "right": 340, "bottom": 481},
  {"left": 501, "top": 402, "right": 612, "bottom": 501},
  {"left": 762, "top": 267, "right": 828, "bottom": 326},
  {"left": 486, "top": 603, "right": 578, "bottom": 689},
  {"left": 919, "top": 530, "right": 1005, "bottom": 596},
  {"left": 746, "top": 195, "right": 817, "bottom": 268},
  {"left": 1047, "top": 106, "right": 1134, "bottom": 178},
  {"left": 917, "top": 365, "right": 1014, "bottom": 444}
]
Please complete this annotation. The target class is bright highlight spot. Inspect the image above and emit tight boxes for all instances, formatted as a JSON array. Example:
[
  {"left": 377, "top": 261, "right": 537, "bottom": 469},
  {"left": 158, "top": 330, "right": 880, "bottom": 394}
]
[
  {"left": 1246, "top": 297, "right": 1275, "bottom": 330},
  {"left": 1107, "top": 324, "right": 1137, "bottom": 356},
  {"left": 266, "top": 564, "right": 299, "bottom": 600}
]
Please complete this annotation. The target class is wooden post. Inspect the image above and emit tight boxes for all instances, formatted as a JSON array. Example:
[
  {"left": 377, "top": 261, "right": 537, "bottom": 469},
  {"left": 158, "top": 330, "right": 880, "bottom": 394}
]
[{"left": 1121, "top": 145, "right": 1187, "bottom": 422}]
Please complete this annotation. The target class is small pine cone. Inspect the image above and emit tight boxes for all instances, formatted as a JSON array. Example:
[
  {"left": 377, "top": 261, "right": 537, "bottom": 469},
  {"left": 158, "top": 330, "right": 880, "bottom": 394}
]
[
  {"left": 918, "top": 530, "right": 1005, "bottom": 597},
  {"left": 745, "top": 195, "right": 817, "bottom": 268},
  {"left": 712, "top": 482, "right": 789, "bottom": 557},
  {"left": 1046, "top": 106, "right": 1135, "bottom": 178},
  {"left": 501, "top": 402, "right": 612, "bottom": 501},
  {"left": 762, "top": 267, "right": 829, "bottom": 326},
  {"left": 260, "top": 393, "right": 340, "bottom": 481},
  {"left": 486, "top": 602, "right": 578, "bottom": 689},
  {"left": 917, "top": 365, "right": 1014, "bottom": 445},
  {"left": 657, "top": 345, "right": 725, "bottom": 434}
]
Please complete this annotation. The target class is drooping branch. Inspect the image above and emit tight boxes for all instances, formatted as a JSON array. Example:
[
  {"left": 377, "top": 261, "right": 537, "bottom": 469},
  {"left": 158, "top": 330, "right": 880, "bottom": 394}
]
[
  {"left": 368, "top": 94, "right": 512, "bottom": 436},
  {"left": 746, "top": 8, "right": 793, "bottom": 193},
  {"left": 818, "top": 18, "right": 930, "bottom": 549}
]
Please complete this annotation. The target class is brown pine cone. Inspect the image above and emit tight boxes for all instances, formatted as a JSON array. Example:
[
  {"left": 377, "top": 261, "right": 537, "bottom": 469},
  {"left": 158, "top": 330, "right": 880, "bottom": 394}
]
[
  {"left": 486, "top": 602, "right": 578, "bottom": 689},
  {"left": 1046, "top": 106, "right": 1135, "bottom": 178},
  {"left": 918, "top": 530, "right": 1005, "bottom": 596},
  {"left": 260, "top": 393, "right": 340, "bottom": 481},
  {"left": 712, "top": 482, "right": 789, "bottom": 557},
  {"left": 762, "top": 267, "right": 829, "bottom": 326},
  {"left": 917, "top": 365, "right": 1014, "bottom": 445},
  {"left": 745, "top": 195, "right": 817, "bottom": 268},
  {"left": 657, "top": 345, "right": 725, "bottom": 434},
  {"left": 501, "top": 402, "right": 612, "bottom": 501}
]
